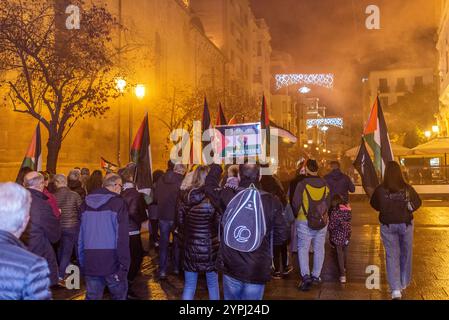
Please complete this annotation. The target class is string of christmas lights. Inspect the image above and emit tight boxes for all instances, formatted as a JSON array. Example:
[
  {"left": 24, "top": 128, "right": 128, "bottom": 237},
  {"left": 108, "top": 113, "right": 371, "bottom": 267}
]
[{"left": 275, "top": 74, "right": 334, "bottom": 90}]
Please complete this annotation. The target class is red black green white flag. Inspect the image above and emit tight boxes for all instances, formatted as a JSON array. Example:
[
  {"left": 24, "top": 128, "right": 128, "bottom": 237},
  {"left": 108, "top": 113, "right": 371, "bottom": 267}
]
[
  {"left": 353, "top": 138, "right": 379, "bottom": 197},
  {"left": 18, "top": 123, "right": 42, "bottom": 173},
  {"left": 215, "top": 103, "right": 227, "bottom": 126},
  {"left": 363, "top": 97, "right": 394, "bottom": 176},
  {"left": 130, "top": 113, "right": 153, "bottom": 189},
  {"left": 100, "top": 157, "right": 118, "bottom": 173}
]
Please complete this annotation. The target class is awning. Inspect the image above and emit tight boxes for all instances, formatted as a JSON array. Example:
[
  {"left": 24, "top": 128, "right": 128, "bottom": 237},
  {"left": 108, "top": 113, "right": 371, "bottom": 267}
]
[
  {"left": 412, "top": 137, "right": 449, "bottom": 155},
  {"left": 345, "top": 143, "right": 412, "bottom": 159}
]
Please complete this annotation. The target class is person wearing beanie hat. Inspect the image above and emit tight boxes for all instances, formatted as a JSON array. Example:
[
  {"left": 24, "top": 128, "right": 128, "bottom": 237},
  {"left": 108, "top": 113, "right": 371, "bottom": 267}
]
[{"left": 292, "top": 159, "right": 330, "bottom": 292}]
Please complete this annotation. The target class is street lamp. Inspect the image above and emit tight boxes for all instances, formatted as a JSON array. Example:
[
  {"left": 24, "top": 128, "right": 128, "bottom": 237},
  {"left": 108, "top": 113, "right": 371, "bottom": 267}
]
[
  {"left": 424, "top": 131, "right": 432, "bottom": 138},
  {"left": 304, "top": 144, "right": 309, "bottom": 149},
  {"left": 115, "top": 77, "right": 127, "bottom": 167},
  {"left": 432, "top": 125, "right": 440, "bottom": 134},
  {"left": 135, "top": 84, "right": 146, "bottom": 100},
  {"left": 115, "top": 78, "right": 127, "bottom": 93}
]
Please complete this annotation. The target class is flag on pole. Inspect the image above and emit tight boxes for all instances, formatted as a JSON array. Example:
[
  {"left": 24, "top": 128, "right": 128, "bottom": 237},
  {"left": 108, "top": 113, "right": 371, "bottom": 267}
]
[
  {"left": 228, "top": 115, "right": 237, "bottom": 125},
  {"left": 130, "top": 113, "right": 153, "bottom": 190},
  {"left": 100, "top": 157, "right": 118, "bottom": 173},
  {"left": 215, "top": 103, "right": 227, "bottom": 126},
  {"left": 18, "top": 123, "right": 42, "bottom": 174},
  {"left": 201, "top": 97, "right": 212, "bottom": 163},
  {"left": 363, "top": 97, "right": 394, "bottom": 176},
  {"left": 260, "top": 95, "right": 270, "bottom": 157},
  {"left": 353, "top": 138, "right": 379, "bottom": 197}
]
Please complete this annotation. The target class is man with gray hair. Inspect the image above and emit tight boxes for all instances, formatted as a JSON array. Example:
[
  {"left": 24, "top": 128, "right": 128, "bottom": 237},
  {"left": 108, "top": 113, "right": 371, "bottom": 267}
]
[
  {"left": 22, "top": 172, "right": 61, "bottom": 287},
  {"left": 54, "top": 174, "right": 82, "bottom": 281},
  {"left": 0, "top": 183, "right": 52, "bottom": 300},
  {"left": 78, "top": 173, "right": 130, "bottom": 300}
]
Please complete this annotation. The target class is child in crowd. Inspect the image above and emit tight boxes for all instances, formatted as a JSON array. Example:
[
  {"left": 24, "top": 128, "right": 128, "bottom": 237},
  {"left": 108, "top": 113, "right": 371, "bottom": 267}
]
[{"left": 328, "top": 194, "right": 352, "bottom": 283}]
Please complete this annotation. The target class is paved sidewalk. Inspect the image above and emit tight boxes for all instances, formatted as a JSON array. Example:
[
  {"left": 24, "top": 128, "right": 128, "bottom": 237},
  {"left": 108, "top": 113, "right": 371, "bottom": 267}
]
[{"left": 53, "top": 200, "right": 449, "bottom": 300}]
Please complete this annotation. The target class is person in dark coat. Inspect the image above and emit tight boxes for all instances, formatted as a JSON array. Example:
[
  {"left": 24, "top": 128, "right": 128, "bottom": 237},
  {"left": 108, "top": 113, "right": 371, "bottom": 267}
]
[
  {"left": 260, "top": 173, "right": 292, "bottom": 279},
  {"left": 370, "top": 161, "right": 422, "bottom": 300},
  {"left": 53, "top": 174, "right": 82, "bottom": 280},
  {"left": 0, "top": 182, "right": 52, "bottom": 300},
  {"left": 154, "top": 164, "right": 187, "bottom": 279},
  {"left": 86, "top": 170, "right": 103, "bottom": 195},
  {"left": 205, "top": 163, "right": 285, "bottom": 300},
  {"left": 78, "top": 173, "right": 130, "bottom": 300},
  {"left": 120, "top": 168, "right": 148, "bottom": 299},
  {"left": 68, "top": 169, "right": 87, "bottom": 200},
  {"left": 148, "top": 170, "right": 164, "bottom": 249},
  {"left": 177, "top": 166, "right": 220, "bottom": 300},
  {"left": 22, "top": 172, "right": 61, "bottom": 287},
  {"left": 324, "top": 161, "right": 355, "bottom": 203}
]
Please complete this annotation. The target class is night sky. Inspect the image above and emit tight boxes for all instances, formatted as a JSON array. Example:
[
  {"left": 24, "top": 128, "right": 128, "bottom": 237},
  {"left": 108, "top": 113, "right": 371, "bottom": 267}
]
[{"left": 250, "top": 0, "right": 438, "bottom": 121}]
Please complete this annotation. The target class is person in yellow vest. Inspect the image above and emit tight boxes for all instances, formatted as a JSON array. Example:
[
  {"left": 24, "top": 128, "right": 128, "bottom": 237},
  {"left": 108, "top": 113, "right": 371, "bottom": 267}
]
[{"left": 292, "top": 160, "right": 330, "bottom": 292}]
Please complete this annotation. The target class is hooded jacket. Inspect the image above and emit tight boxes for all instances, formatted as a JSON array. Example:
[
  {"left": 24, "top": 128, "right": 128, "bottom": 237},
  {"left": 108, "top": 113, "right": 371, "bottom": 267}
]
[
  {"left": 370, "top": 184, "right": 422, "bottom": 225},
  {"left": 324, "top": 169, "right": 355, "bottom": 203},
  {"left": 0, "top": 230, "right": 51, "bottom": 300},
  {"left": 177, "top": 187, "right": 220, "bottom": 273},
  {"left": 22, "top": 188, "right": 61, "bottom": 286},
  {"left": 205, "top": 164, "right": 285, "bottom": 284},
  {"left": 78, "top": 188, "right": 130, "bottom": 277},
  {"left": 154, "top": 171, "right": 184, "bottom": 221},
  {"left": 292, "top": 176, "right": 331, "bottom": 223}
]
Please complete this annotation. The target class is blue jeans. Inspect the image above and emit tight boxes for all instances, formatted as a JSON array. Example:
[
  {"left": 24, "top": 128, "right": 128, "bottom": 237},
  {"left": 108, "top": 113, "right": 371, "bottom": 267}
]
[
  {"left": 58, "top": 226, "right": 79, "bottom": 278},
  {"left": 85, "top": 274, "right": 128, "bottom": 300},
  {"left": 380, "top": 223, "right": 414, "bottom": 291},
  {"left": 182, "top": 271, "right": 220, "bottom": 300},
  {"left": 223, "top": 275, "right": 265, "bottom": 300},
  {"left": 297, "top": 221, "right": 328, "bottom": 278},
  {"left": 159, "top": 220, "right": 180, "bottom": 274}
]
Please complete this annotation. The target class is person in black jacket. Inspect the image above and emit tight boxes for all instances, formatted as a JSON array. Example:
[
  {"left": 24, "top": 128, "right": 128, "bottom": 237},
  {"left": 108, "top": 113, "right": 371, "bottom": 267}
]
[
  {"left": 177, "top": 165, "right": 220, "bottom": 300},
  {"left": 154, "top": 163, "right": 187, "bottom": 279},
  {"left": 261, "top": 174, "right": 293, "bottom": 279},
  {"left": 370, "top": 161, "right": 422, "bottom": 300},
  {"left": 120, "top": 168, "right": 149, "bottom": 299},
  {"left": 22, "top": 172, "right": 61, "bottom": 287},
  {"left": 205, "top": 163, "right": 285, "bottom": 300},
  {"left": 148, "top": 170, "right": 164, "bottom": 249},
  {"left": 0, "top": 182, "right": 52, "bottom": 300}
]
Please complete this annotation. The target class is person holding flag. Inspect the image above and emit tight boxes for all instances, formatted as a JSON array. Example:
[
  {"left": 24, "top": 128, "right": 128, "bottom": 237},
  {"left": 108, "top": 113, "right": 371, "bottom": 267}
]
[{"left": 370, "top": 161, "right": 421, "bottom": 300}]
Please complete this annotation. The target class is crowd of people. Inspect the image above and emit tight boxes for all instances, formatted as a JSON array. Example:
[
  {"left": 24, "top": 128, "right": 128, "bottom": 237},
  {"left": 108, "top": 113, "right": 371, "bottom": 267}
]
[{"left": 0, "top": 157, "right": 421, "bottom": 300}]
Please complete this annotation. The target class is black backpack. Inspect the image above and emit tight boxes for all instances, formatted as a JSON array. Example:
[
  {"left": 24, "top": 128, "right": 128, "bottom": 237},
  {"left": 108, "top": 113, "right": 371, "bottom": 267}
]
[{"left": 301, "top": 184, "right": 329, "bottom": 230}]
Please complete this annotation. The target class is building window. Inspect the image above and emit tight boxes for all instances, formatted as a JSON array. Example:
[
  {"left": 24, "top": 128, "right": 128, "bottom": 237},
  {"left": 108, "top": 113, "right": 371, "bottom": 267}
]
[
  {"left": 380, "top": 96, "right": 389, "bottom": 107},
  {"left": 414, "top": 76, "right": 424, "bottom": 90},
  {"left": 396, "top": 78, "right": 407, "bottom": 92},
  {"left": 379, "top": 78, "right": 389, "bottom": 93}
]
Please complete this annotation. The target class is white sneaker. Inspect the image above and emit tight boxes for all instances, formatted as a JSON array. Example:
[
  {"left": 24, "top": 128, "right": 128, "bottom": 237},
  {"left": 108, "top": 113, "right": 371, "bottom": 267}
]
[
  {"left": 339, "top": 276, "right": 347, "bottom": 284},
  {"left": 391, "top": 290, "right": 402, "bottom": 300}
]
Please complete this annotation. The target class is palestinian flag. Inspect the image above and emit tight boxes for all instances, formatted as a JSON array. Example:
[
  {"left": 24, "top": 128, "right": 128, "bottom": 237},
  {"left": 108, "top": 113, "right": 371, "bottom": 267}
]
[
  {"left": 100, "top": 157, "right": 118, "bottom": 173},
  {"left": 18, "top": 124, "right": 42, "bottom": 173},
  {"left": 216, "top": 103, "right": 227, "bottom": 126},
  {"left": 353, "top": 138, "right": 379, "bottom": 197},
  {"left": 270, "top": 121, "right": 297, "bottom": 144},
  {"left": 130, "top": 113, "right": 153, "bottom": 189},
  {"left": 228, "top": 115, "right": 237, "bottom": 125},
  {"left": 363, "top": 97, "right": 394, "bottom": 176}
]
